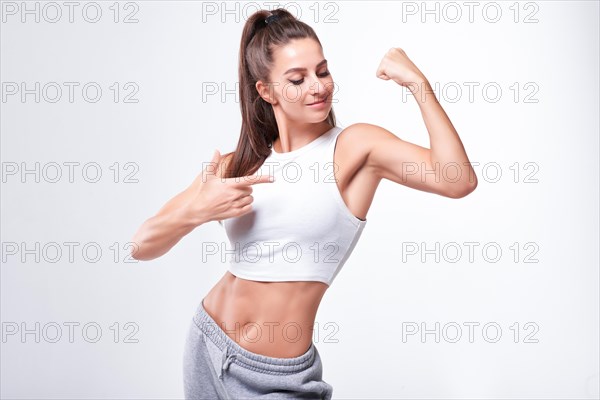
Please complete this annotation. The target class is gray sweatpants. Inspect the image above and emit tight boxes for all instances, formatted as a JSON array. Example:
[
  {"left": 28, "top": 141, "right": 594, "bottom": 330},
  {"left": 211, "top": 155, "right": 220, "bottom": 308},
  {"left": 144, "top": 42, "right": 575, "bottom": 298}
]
[{"left": 182, "top": 298, "right": 334, "bottom": 399}]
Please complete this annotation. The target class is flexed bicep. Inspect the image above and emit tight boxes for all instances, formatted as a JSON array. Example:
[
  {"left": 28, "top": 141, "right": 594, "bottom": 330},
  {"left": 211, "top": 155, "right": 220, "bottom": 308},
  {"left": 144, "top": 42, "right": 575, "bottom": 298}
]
[{"left": 353, "top": 123, "right": 454, "bottom": 197}]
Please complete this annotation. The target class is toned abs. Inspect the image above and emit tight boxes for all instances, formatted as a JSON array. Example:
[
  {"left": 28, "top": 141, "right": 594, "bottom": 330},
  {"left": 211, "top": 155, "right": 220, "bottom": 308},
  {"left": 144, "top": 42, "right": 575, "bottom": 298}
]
[{"left": 202, "top": 272, "right": 329, "bottom": 358}]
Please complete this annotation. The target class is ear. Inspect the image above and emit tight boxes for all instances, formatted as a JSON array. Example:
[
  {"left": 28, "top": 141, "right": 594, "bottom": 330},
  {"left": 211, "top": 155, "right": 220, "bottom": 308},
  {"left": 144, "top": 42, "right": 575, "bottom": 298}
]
[{"left": 256, "top": 80, "right": 277, "bottom": 105}]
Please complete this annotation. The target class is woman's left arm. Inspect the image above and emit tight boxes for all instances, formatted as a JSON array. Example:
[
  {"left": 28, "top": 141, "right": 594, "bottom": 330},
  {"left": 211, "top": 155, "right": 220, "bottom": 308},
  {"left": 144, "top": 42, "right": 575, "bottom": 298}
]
[{"left": 361, "top": 47, "right": 478, "bottom": 198}]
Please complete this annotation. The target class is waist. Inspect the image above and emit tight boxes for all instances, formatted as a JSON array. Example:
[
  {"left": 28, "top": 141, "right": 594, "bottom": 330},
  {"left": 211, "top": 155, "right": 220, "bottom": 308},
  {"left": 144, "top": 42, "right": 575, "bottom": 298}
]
[{"left": 201, "top": 271, "right": 328, "bottom": 358}]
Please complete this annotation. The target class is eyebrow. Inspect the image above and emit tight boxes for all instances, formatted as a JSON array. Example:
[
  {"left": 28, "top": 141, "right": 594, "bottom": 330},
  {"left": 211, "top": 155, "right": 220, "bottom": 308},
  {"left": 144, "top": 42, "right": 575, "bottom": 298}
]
[{"left": 283, "top": 59, "right": 328, "bottom": 75}]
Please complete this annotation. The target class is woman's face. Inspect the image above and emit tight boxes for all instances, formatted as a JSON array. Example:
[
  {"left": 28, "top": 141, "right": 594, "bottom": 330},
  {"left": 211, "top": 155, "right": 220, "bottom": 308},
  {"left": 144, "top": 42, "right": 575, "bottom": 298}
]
[{"left": 256, "top": 37, "right": 334, "bottom": 124}]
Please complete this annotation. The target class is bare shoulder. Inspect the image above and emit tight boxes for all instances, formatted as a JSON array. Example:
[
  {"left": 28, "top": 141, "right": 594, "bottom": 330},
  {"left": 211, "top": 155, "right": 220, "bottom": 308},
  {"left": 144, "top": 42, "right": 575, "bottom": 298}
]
[
  {"left": 336, "top": 122, "right": 397, "bottom": 159},
  {"left": 341, "top": 122, "right": 397, "bottom": 141}
]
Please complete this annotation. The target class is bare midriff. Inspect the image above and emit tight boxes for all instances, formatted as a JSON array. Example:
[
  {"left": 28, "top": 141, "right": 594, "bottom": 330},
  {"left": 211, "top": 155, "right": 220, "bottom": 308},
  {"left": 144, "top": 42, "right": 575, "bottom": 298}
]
[{"left": 201, "top": 271, "right": 329, "bottom": 359}]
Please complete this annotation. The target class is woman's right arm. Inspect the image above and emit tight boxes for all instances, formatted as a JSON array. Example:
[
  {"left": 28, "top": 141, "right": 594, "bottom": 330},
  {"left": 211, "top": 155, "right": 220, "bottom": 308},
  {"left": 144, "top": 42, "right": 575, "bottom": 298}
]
[
  {"left": 130, "top": 150, "right": 273, "bottom": 261},
  {"left": 129, "top": 152, "right": 232, "bottom": 261},
  {"left": 129, "top": 179, "right": 206, "bottom": 261}
]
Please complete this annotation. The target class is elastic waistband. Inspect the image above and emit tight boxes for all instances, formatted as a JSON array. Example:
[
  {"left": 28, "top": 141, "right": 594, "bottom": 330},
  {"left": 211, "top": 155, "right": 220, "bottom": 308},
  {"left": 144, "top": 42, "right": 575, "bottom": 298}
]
[{"left": 192, "top": 298, "right": 316, "bottom": 374}]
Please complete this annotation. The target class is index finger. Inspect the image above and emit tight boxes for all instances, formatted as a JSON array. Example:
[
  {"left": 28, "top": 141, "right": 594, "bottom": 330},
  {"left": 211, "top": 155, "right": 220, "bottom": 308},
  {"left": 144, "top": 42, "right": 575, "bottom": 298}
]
[{"left": 225, "top": 174, "right": 274, "bottom": 185}]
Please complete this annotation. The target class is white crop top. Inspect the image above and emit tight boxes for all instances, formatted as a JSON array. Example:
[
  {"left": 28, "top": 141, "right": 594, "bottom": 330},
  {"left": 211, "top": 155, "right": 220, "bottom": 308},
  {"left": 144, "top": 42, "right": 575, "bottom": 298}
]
[{"left": 219, "top": 126, "right": 367, "bottom": 287}]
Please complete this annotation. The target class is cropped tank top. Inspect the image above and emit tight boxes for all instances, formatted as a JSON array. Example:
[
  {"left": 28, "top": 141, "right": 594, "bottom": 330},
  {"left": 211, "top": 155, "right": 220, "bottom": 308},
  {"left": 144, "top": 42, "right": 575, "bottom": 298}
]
[{"left": 219, "top": 126, "right": 367, "bottom": 287}]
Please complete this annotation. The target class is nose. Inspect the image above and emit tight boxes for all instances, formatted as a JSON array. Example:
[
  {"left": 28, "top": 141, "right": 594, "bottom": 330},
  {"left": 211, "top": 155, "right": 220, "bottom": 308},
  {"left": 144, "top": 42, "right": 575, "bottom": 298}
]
[{"left": 308, "top": 74, "right": 330, "bottom": 97}]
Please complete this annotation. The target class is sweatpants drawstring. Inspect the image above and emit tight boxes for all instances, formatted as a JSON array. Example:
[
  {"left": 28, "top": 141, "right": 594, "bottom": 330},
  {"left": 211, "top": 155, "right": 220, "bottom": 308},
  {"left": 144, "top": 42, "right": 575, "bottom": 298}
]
[{"left": 219, "top": 347, "right": 237, "bottom": 379}]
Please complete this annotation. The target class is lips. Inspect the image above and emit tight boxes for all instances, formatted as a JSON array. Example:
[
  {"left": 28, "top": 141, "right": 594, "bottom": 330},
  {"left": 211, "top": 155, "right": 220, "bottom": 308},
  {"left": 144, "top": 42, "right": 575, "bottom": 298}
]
[{"left": 308, "top": 95, "right": 328, "bottom": 105}]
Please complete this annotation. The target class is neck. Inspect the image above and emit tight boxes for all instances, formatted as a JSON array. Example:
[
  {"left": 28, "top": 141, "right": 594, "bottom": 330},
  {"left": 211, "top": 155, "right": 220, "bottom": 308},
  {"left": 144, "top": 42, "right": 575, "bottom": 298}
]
[{"left": 272, "top": 121, "right": 333, "bottom": 153}]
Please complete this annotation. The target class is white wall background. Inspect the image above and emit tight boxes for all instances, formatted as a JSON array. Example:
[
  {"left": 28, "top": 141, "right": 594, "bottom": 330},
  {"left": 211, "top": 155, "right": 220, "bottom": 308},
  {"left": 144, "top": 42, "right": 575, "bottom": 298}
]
[{"left": 1, "top": 1, "right": 598, "bottom": 399}]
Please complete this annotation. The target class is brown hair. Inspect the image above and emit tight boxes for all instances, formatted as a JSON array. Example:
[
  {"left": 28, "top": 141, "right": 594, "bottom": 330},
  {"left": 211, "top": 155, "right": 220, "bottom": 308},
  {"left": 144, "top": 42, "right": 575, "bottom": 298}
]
[{"left": 222, "top": 8, "right": 336, "bottom": 179}]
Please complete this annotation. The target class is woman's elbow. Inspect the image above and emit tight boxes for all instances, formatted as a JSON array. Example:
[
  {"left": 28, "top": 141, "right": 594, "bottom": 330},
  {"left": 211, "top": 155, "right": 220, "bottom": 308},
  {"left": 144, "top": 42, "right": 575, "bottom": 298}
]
[
  {"left": 447, "top": 179, "right": 478, "bottom": 199},
  {"left": 129, "top": 228, "right": 153, "bottom": 261},
  {"left": 129, "top": 235, "right": 146, "bottom": 261}
]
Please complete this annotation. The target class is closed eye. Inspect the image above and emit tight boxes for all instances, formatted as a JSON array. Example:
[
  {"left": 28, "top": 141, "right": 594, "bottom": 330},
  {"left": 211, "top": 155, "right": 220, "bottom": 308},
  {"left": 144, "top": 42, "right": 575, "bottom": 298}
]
[{"left": 289, "top": 71, "right": 331, "bottom": 86}]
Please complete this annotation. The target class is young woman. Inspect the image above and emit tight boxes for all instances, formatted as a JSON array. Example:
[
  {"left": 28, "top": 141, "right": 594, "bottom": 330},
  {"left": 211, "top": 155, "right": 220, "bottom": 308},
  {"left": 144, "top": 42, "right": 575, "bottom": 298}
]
[{"left": 131, "top": 8, "right": 477, "bottom": 399}]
